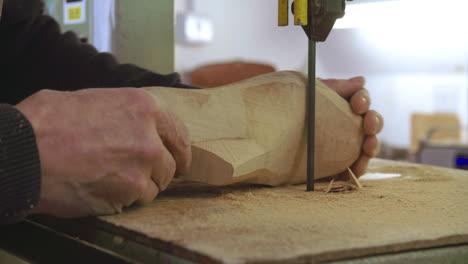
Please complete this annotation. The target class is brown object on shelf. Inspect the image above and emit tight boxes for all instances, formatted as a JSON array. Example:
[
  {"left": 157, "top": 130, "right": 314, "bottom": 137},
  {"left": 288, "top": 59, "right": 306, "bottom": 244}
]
[
  {"left": 410, "top": 113, "right": 460, "bottom": 153},
  {"left": 190, "top": 61, "right": 275, "bottom": 88},
  {"left": 99, "top": 159, "right": 468, "bottom": 264},
  {"left": 144, "top": 71, "right": 364, "bottom": 186}
]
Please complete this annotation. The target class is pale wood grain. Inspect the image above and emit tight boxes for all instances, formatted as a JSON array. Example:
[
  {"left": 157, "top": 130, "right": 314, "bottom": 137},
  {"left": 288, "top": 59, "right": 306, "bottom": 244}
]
[{"left": 144, "top": 71, "right": 363, "bottom": 186}]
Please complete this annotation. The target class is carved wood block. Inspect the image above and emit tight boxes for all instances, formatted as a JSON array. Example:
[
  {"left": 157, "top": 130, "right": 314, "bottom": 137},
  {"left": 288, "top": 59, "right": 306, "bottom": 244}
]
[{"left": 144, "top": 71, "right": 364, "bottom": 186}]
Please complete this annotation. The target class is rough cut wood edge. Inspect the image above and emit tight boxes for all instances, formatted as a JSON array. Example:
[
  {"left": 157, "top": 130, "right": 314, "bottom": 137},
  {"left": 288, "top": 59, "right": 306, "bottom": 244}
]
[{"left": 143, "top": 71, "right": 364, "bottom": 186}]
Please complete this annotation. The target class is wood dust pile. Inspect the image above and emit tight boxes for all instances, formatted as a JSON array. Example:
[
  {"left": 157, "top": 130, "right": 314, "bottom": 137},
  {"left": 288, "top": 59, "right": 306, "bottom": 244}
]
[{"left": 101, "top": 160, "right": 468, "bottom": 263}]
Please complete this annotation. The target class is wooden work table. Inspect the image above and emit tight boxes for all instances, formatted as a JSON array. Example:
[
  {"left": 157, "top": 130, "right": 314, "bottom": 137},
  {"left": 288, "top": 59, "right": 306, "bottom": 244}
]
[{"left": 1, "top": 159, "right": 468, "bottom": 263}]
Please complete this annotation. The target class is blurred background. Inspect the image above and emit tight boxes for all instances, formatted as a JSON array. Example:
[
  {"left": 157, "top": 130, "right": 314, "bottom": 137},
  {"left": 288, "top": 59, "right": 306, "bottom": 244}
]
[{"left": 46, "top": 0, "right": 468, "bottom": 169}]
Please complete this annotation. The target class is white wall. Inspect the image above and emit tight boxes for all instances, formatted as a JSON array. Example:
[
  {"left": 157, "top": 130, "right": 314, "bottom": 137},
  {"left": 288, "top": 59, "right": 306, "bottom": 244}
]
[
  {"left": 93, "top": 0, "right": 114, "bottom": 53},
  {"left": 175, "top": 0, "right": 468, "bottom": 148},
  {"left": 316, "top": 0, "right": 468, "bottom": 147},
  {"left": 350, "top": 73, "right": 467, "bottom": 148},
  {"left": 174, "top": 0, "right": 308, "bottom": 81}
]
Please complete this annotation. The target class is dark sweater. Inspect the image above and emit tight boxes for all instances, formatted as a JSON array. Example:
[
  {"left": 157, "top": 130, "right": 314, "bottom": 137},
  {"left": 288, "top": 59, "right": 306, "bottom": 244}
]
[{"left": 0, "top": 0, "right": 194, "bottom": 225}]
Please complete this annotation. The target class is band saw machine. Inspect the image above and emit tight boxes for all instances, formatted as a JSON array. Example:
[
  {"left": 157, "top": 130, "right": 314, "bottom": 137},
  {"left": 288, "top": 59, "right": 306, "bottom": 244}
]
[
  {"left": 1, "top": 1, "right": 468, "bottom": 264},
  {"left": 278, "top": 0, "right": 348, "bottom": 191}
]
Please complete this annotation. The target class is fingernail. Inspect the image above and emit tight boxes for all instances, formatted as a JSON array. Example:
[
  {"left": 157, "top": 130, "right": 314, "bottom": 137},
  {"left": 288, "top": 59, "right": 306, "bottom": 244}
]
[
  {"left": 373, "top": 143, "right": 381, "bottom": 157},
  {"left": 352, "top": 76, "right": 365, "bottom": 86},
  {"left": 373, "top": 116, "right": 380, "bottom": 134},
  {"left": 360, "top": 95, "right": 368, "bottom": 108}
]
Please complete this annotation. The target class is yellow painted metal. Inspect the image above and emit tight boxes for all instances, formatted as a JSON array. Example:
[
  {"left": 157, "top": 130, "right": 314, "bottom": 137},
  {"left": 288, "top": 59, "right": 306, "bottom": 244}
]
[
  {"left": 294, "top": 0, "right": 308, "bottom": 26},
  {"left": 278, "top": 0, "right": 289, "bottom": 26}
]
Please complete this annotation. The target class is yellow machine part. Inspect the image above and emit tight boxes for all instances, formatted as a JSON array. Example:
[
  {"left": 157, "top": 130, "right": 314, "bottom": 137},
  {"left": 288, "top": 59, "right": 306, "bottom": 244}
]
[
  {"left": 278, "top": 0, "right": 289, "bottom": 26},
  {"left": 294, "top": 0, "right": 308, "bottom": 26}
]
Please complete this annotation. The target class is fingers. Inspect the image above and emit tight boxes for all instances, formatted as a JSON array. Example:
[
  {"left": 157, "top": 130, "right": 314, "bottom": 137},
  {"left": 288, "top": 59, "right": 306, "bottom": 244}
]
[
  {"left": 320, "top": 76, "right": 365, "bottom": 100},
  {"left": 350, "top": 154, "right": 372, "bottom": 177},
  {"left": 363, "top": 135, "right": 380, "bottom": 157},
  {"left": 155, "top": 109, "right": 192, "bottom": 176},
  {"left": 363, "top": 110, "right": 384, "bottom": 135},
  {"left": 335, "top": 135, "right": 380, "bottom": 181},
  {"left": 350, "top": 89, "right": 370, "bottom": 115},
  {"left": 150, "top": 139, "right": 177, "bottom": 192},
  {"left": 135, "top": 97, "right": 191, "bottom": 204},
  {"left": 119, "top": 116, "right": 181, "bottom": 204},
  {"left": 137, "top": 175, "right": 159, "bottom": 204},
  {"left": 321, "top": 77, "right": 371, "bottom": 115},
  {"left": 340, "top": 136, "right": 379, "bottom": 180},
  {"left": 321, "top": 77, "right": 384, "bottom": 180}
]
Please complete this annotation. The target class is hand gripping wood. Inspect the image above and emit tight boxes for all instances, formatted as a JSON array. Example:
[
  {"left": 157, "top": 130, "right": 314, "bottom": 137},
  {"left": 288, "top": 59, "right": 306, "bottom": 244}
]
[{"left": 143, "top": 71, "right": 364, "bottom": 186}]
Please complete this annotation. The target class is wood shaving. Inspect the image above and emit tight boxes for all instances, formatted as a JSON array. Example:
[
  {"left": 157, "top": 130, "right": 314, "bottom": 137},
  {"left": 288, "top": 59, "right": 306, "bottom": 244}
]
[
  {"left": 319, "top": 180, "right": 357, "bottom": 193},
  {"left": 347, "top": 168, "right": 363, "bottom": 188},
  {"left": 325, "top": 179, "right": 335, "bottom": 193}
]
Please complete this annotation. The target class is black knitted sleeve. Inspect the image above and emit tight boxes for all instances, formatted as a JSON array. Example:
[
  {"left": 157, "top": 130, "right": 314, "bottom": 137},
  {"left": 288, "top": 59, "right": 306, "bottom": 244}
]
[
  {"left": 1, "top": 0, "right": 197, "bottom": 105},
  {"left": 0, "top": 104, "right": 41, "bottom": 225}
]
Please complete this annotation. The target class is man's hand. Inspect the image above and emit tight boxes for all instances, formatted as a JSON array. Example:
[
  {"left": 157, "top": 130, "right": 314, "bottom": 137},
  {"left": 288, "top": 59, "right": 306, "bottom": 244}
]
[
  {"left": 321, "top": 77, "right": 384, "bottom": 177},
  {"left": 16, "top": 88, "right": 191, "bottom": 217}
]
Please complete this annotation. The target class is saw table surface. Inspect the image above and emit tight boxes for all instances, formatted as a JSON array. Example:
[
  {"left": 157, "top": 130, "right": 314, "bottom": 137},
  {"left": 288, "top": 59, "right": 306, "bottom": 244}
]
[{"left": 92, "top": 159, "right": 468, "bottom": 263}]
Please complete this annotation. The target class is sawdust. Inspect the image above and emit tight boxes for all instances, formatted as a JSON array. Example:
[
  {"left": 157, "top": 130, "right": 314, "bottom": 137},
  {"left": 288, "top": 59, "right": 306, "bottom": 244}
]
[
  {"left": 321, "top": 179, "right": 357, "bottom": 193},
  {"left": 100, "top": 159, "right": 468, "bottom": 264}
]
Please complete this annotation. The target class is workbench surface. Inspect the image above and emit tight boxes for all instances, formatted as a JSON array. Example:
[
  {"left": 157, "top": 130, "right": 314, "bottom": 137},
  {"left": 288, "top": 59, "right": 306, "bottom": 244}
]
[{"left": 93, "top": 159, "right": 468, "bottom": 263}]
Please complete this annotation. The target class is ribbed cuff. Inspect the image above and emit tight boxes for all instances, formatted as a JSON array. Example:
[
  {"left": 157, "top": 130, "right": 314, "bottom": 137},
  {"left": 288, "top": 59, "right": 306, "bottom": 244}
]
[{"left": 0, "top": 104, "right": 41, "bottom": 225}]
